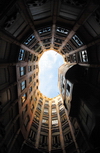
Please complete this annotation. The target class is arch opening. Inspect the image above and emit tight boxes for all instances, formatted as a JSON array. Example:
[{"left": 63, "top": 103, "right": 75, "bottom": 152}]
[{"left": 39, "top": 50, "right": 64, "bottom": 98}]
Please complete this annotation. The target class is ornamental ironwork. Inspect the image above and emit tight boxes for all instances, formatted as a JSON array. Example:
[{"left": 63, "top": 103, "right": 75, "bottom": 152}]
[
  {"left": 56, "top": 27, "right": 69, "bottom": 35},
  {"left": 24, "top": 34, "right": 35, "bottom": 45},
  {"left": 27, "top": 0, "right": 49, "bottom": 7},
  {"left": 4, "top": 11, "right": 19, "bottom": 30},
  {"left": 93, "top": 8, "right": 100, "bottom": 25},
  {"left": 63, "top": 0, "right": 87, "bottom": 7}
]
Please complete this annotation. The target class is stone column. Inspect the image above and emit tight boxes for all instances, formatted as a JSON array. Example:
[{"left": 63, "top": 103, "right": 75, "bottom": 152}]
[
  {"left": 56, "top": 101, "right": 66, "bottom": 153},
  {"left": 49, "top": 101, "right": 52, "bottom": 152}
]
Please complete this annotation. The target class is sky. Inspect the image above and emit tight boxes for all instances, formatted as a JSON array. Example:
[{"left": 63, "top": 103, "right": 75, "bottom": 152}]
[{"left": 39, "top": 50, "right": 64, "bottom": 98}]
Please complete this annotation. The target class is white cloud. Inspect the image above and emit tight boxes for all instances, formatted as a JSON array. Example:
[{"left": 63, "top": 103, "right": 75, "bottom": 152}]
[
  {"left": 39, "top": 51, "right": 54, "bottom": 72},
  {"left": 49, "top": 74, "right": 53, "bottom": 79},
  {"left": 39, "top": 50, "right": 64, "bottom": 98}
]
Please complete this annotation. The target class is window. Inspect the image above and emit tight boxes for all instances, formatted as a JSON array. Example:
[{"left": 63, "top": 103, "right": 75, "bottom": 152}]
[
  {"left": 72, "top": 35, "right": 83, "bottom": 47},
  {"left": 54, "top": 38, "right": 62, "bottom": 44},
  {"left": 28, "top": 66, "right": 32, "bottom": 72},
  {"left": 56, "top": 27, "right": 69, "bottom": 35},
  {"left": 52, "top": 108, "right": 56, "bottom": 114},
  {"left": 33, "top": 43, "right": 39, "bottom": 50},
  {"left": 24, "top": 34, "right": 35, "bottom": 45},
  {"left": 21, "top": 81, "right": 26, "bottom": 91},
  {"left": 42, "top": 119, "right": 46, "bottom": 123},
  {"left": 58, "top": 97, "right": 61, "bottom": 101},
  {"left": 33, "top": 55, "right": 37, "bottom": 61},
  {"left": 67, "top": 84, "right": 70, "bottom": 92},
  {"left": 81, "top": 50, "right": 88, "bottom": 62},
  {"left": 37, "top": 103, "right": 41, "bottom": 111},
  {"left": 52, "top": 101, "right": 56, "bottom": 106},
  {"left": 52, "top": 135, "right": 60, "bottom": 148},
  {"left": 18, "top": 49, "right": 25, "bottom": 61},
  {"left": 21, "top": 93, "right": 27, "bottom": 105},
  {"left": 52, "top": 120, "right": 58, "bottom": 125},
  {"left": 33, "top": 65, "right": 35, "bottom": 70},
  {"left": 39, "top": 98, "right": 43, "bottom": 103},
  {"left": 29, "top": 130, "right": 36, "bottom": 142},
  {"left": 45, "top": 100, "right": 49, "bottom": 105},
  {"left": 65, "top": 43, "right": 73, "bottom": 51},
  {"left": 29, "top": 86, "right": 32, "bottom": 93},
  {"left": 34, "top": 114, "right": 40, "bottom": 123},
  {"left": 43, "top": 38, "right": 50, "bottom": 44},
  {"left": 29, "top": 76, "right": 32, "bottom": 83},
  {"left": 64, "top": 132, "right": 72, "bottom": 144},
  {"left": 72, "top": 54, "right": 77, "bottom": 62},
  {"left": 39, "top": 135, "right": 48, "bottom": 147},
  {"left": 59, "top": 105, "right": 64, "bottom": 110},
  {"left": 42, "top": 119, "right": 48, "bottom": 124},
  {"left": 66, "top": 80, "right": 73, "bottom": 97},
  {"left": 33, "top": 74, "right": 35, "bottom": 78},
  {"left": 61, "top": 115, "right": 67, "bottom": 123},
  {"left": 20, "top": 67, "right": 26, "bottom": 76},
  {"left": 28, "top": 53, "right": 32, "bottom": 61},
  {"left": 38, "top": 27, "right": 51, "bottom": 34},
  {"left": 44, "top": 108, "right": 48, "bottom": 114},
  {"left": 67, "top": 56, "right": 71, "bottom": 62}
]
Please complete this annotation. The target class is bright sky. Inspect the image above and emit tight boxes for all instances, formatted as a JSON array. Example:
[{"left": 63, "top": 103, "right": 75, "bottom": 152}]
[{"left": 39, "top": 50, "right": 64, "bottom": 98}]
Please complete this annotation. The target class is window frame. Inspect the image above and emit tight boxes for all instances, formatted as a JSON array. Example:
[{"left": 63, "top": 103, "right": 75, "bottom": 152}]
[
  {"left": 21, "top": 93, "right": 27, "bottom": 105},
  {"left": 20, "top": 66, "right": 26, "bottom": 77}
]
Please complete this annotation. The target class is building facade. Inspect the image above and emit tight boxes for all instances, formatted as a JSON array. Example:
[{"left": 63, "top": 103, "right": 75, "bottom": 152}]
[{"left": 0, "top": 0, "right": 100, "bottom": 153}]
